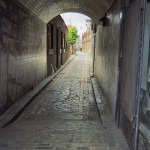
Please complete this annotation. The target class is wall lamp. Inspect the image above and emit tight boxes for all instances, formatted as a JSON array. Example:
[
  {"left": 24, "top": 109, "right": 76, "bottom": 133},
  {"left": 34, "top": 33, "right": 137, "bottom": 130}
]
[{"left": 99, "top": 15, "right": 109, "bottom": 27}]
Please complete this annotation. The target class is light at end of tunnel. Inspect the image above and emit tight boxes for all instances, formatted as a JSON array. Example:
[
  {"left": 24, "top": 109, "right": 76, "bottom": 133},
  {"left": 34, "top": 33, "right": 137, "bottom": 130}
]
[{"left": 120, "top": 12, "right": 123, "bottom": 19}]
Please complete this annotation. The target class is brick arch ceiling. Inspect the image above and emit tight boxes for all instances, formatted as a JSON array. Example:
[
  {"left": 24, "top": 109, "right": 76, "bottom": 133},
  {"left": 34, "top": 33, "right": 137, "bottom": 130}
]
[{"left": 16, "top": 0, "right": 114, "bottom": 23}]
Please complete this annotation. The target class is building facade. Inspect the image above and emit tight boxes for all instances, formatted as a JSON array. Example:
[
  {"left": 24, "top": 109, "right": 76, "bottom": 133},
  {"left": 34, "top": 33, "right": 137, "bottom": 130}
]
[
  {"left": 47, "top": 16, "right": 69, "bottom": 76},
  {"left": 74, "top": 36, "right": 82, "bottom": 52},
  {"left": 82, "top": 29, "right": 92, "bottom": 54}
]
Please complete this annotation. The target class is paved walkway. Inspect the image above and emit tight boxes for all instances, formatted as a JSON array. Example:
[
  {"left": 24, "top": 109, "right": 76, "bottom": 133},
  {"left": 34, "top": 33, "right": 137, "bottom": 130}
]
[{"left": 0, "top": 53, "right": 129, "bottom": 150}]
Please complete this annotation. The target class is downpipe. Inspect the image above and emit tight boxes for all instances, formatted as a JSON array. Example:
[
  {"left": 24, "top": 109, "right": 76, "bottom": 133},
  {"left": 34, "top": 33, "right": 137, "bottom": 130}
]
[
  {"left": 92, "top": 33, "right": 96, "bottom": 77},
  {"left": 134, "top": 0, "right": 146, "bottom": 150},
  {"left": 115, "top": 7, "right": 125, "bottom": 127}
]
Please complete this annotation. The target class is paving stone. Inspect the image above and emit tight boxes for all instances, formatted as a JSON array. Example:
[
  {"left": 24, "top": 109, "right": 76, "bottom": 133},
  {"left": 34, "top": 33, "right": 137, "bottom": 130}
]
[{"left": 0, "top": 53, "right": 129, "bottom": 150}]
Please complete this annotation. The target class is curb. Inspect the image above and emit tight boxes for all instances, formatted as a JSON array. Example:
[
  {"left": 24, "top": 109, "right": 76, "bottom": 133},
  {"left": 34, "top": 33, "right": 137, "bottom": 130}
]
[
  {"left": 91, "top": 77, "right": 105, "bottom": 111},
  {"left": 91, "top": 77, "right": 106, "bottom": 127},
  {"left": 0, "top": 55, "right": 76, "bottom": 128},
  {"left": 91, "top": 77, "right": 130, "bottom": 150}
]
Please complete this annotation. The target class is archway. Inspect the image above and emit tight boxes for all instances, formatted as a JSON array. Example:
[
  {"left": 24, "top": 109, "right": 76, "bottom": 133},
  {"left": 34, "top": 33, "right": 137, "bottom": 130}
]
[{"left": 15, "top": 0, "right": 114, "bottom": 23}]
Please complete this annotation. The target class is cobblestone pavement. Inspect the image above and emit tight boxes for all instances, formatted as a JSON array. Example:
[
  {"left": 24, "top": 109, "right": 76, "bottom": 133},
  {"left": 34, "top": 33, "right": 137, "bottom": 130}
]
[{"left": 0, "top": 53, "right": 129, "bottom": 150}]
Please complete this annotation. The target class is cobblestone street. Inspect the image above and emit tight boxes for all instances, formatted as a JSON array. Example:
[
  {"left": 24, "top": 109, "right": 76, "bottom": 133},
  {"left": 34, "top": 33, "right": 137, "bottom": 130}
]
[{"left": 0, "top": 53, "right": 129, "bottom": 150}]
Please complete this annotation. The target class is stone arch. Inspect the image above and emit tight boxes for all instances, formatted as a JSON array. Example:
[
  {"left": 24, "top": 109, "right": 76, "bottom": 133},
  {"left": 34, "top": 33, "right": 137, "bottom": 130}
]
[{"left": 16, "top": 0, "right": 114, "bottom": 23}]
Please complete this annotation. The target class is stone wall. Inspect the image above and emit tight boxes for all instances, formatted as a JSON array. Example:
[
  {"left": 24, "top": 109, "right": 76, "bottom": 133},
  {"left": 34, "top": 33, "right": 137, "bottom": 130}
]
[
  {"left": 95, "top": 0, "right": 150, "bottom": 149},
  {"left": 95, "top": 1, "right": 121, "bottom": 114},
  {"left": 0, "top": 0, "right": 47, "bottom": 113}
]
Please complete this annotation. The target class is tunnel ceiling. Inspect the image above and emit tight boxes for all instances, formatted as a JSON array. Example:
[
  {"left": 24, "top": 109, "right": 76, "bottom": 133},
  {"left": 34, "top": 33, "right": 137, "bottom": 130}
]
[{"left": 16, "top": 0, "right": 114, "bottom": 23}]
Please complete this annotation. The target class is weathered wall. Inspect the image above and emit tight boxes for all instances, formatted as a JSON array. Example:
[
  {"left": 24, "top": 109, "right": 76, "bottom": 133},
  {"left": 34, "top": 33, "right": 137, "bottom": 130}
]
[
  {"left": 118, "top": 0, "right": 144, "bottom": 148},
  {"left": 139, "top": 2, "right": 150, "bottom": 150},
  {"left": 95, "top": 0, "right": 149, "bottom": 149},
  {"left": 95, "top": 1, "right": 121, "bottom": 114},
  {"left": 0, "top": 0, "right": 47, "bottom": 113}
]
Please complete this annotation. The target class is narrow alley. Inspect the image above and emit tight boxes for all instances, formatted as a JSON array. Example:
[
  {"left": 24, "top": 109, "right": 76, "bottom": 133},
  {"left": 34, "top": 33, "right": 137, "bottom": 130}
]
[{"left": 0, "top": 53, "right": 129, "bottom": 150}]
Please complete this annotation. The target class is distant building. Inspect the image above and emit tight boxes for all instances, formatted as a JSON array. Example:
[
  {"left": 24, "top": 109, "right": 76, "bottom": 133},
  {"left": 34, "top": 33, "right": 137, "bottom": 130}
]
[
  {"left": 74, "top": 35, "right": 82, "bottom": 51},
  {"left": 82, "top": 29, "right": 92, "bottom": 54}
]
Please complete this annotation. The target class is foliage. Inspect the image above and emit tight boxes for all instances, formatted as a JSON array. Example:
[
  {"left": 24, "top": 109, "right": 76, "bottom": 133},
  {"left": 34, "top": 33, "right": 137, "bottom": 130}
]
[{"left": 68, "top": 26, "right": 78, "bottom": 46}]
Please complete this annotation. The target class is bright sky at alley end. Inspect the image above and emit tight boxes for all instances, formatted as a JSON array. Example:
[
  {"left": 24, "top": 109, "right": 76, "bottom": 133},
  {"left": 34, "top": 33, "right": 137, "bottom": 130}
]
[{"left": 61, "top": 12, "right": 91, "bottom": 38}]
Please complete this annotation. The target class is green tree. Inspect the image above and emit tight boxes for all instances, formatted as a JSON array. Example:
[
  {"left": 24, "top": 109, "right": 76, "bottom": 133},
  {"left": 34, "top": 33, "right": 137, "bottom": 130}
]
[{"left": 68, "top": 26, "right": 78, "bottom": 46}]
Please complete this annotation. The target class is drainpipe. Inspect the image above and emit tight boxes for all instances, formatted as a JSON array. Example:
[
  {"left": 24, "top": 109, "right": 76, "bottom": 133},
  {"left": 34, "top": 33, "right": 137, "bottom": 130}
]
[
  {"left": 134, "top": 1, "right": 146, "bottom": 150},
  {"left": 92, "top": 33, "right": 96, "bottom": 77},
  {"left": 92, "top": 24, "right": 97, "bottom": 77},
  {"left": 115, "top": 7, "right": 125, "bottom": 128}
]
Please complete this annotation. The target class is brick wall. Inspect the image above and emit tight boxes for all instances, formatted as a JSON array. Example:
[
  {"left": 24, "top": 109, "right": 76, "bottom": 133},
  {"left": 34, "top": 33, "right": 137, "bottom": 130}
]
[
  {"left": 47, "top": 16, "right": 69, "bottom": 76},
  {"left": 82, "top": 30, "right": 92, "bottom": 54},
  {"left": 14, "top": 0, "right": 113, "bottom": 24}
]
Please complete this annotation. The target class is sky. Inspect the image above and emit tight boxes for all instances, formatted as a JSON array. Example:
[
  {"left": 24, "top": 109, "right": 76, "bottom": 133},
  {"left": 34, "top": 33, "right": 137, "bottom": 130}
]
[{"left": 61, "top": 12, "right": 91, "bottom": 38}]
